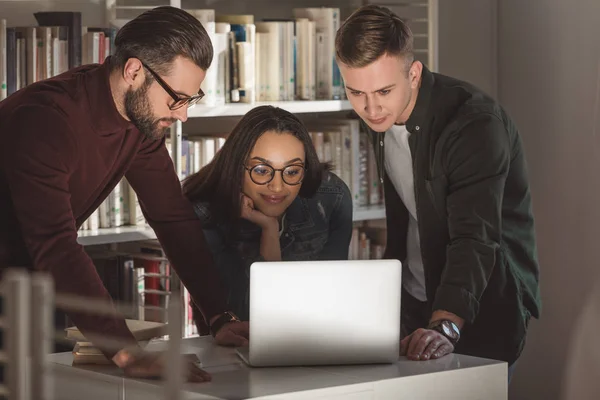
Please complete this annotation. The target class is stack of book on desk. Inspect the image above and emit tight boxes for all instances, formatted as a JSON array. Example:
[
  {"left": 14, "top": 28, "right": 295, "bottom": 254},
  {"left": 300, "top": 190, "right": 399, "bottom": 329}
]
[{"left": 65, "top": 319, "right": 168, "bottom": 365}]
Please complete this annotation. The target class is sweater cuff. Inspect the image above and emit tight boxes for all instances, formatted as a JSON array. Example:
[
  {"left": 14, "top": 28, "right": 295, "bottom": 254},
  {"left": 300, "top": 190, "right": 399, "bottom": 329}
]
[{"left": 432, "top": 284, "right": 480, "bottom": 324}]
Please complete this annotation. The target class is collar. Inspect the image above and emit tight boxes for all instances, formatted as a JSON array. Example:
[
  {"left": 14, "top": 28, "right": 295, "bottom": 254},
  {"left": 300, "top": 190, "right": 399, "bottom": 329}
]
[
  {"left": 405, "top": 64, "right": 435, "bottom": 134},
  {"left": 83, "top": 56, "right": 135, "bottom": 135}
]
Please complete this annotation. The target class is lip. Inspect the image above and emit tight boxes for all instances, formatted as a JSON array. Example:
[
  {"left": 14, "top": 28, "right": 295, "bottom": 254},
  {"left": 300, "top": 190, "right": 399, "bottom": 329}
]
[
  {"left": 261, "top": 194, "right": 286, "bottom": 204},
  {"left": 367, "top": 116, "right": 388, "bottom": 125},
  {"left": 159, "top": 120, "right": 173, "bottom": 128}
]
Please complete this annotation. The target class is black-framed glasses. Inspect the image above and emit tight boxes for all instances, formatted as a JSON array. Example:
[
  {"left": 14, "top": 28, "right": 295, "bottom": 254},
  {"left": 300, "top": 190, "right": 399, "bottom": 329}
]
[
  {"left": 142, "top": 62, "right": 205, "bottom": 110},
  {"left": 245, "top": 164, "right": 306, "bottom": 186}
]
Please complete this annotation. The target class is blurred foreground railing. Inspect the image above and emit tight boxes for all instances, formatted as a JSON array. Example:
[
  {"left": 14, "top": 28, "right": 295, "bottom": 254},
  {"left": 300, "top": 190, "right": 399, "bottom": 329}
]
[{"left": 0, "top": 268, "right": 185, "bottom": 400}]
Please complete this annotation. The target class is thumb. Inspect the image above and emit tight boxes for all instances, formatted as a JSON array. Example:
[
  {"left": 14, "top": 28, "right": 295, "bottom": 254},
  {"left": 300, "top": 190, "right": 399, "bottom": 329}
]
[{"left": 400, "top": 336, "right": 410, "bottom": 356}]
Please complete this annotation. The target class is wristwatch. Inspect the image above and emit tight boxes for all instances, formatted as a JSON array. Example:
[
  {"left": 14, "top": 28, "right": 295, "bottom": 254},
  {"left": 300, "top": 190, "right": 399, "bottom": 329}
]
[
  {"left": 209, "top": 311, "right": 240, "bottom": 337},
  {"left": 427, "top": 319, "right": 461, "bottom": 345}
]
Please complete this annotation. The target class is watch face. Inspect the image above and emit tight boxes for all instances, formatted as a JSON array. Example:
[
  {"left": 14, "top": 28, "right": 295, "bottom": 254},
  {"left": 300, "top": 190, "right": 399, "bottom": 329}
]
[{"left": 442, "top": 324, "right": 452, "bottom": 337}]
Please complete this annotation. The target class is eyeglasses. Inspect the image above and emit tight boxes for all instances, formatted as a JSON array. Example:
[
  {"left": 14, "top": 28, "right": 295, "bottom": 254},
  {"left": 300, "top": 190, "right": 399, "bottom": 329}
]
[
  {"left": 141, "top": 62, "right": 205, "bottom": 110},
  {"left": 245, "top": 164, "right": 306, "bottom": 186}
]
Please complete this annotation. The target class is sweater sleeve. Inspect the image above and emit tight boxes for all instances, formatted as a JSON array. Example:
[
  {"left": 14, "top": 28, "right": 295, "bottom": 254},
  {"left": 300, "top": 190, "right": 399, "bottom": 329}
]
[
  {"left": 125, "top": 134, "right": 228, "bottom": 324},
  {"left": 2, "top": 105, "right": 137, "bottom": 359}
]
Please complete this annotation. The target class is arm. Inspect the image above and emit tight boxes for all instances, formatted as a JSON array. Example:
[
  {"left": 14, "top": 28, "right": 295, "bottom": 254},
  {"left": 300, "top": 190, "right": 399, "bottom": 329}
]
[
  {"left": 432, "top": 115, "right": 511, "bottom": 326},
  {"left": 259, "top": 223, "right": 282, "bottom": 261},
  {"left": 2, "top": 105, "right": 137, "bottom": 359},
  {"left": 124, "top": 136, "right": 228, "bottom": 326},
  {"left": 316, "top": 178, "right": 354, "bottom": 260},
  {"left": 402, "top": 115, "right": 510, "bottom": 361}
]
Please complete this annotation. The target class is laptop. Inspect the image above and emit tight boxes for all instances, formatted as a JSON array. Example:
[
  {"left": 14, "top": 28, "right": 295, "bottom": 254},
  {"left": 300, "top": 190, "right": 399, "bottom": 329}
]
[{"left": 236, "top": 259, "right": 402, "bottom": 367}]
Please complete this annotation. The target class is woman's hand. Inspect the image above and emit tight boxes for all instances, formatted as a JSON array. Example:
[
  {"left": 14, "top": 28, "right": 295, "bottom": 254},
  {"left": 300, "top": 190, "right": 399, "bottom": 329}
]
[{"left": 240, "top": 194, "right": 278, "bottom": 230}]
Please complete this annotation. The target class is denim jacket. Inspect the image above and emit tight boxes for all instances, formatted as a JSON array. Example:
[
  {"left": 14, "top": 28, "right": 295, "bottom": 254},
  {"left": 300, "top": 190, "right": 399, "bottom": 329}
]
[{"left": 191, "top": 171, "right": 353, "bottom": 326}]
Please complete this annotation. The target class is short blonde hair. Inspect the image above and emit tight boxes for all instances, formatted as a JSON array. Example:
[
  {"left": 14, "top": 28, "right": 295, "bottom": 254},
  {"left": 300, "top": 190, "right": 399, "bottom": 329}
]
[{"left": 335, "top": 4, "right": 414, "bottom": 69}]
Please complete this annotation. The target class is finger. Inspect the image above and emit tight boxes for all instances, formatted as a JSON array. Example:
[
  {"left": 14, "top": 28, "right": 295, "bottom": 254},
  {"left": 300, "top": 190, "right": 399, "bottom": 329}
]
[
  {"left": 431, "top": 344, "right": 454, "bottom": 359},
  {"left": 420, "top": 338, "right": 446, "bottom": 360},
  {"left": 409, "top": 332, "right": 436, "bottom": 359},
  {"left": 217, "top": 330, "right": 249, "bottom": 347},
  {"left": 231, "top": 321, "right": 250, "bottom": 338},
  {"left": 407, "top": 329, "right": 427, "bottom": 358},
  {"left": 188, "top": 363, "right": 212, "bottom": 383},
  {"left": 399, "top": 335, "right": 412, "bottom": 356}
]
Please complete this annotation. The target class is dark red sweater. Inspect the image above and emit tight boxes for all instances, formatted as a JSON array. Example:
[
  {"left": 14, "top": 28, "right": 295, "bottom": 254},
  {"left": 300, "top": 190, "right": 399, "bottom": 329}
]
[{"left": 0, "top": 60, "right": 226, "bottom": 358}]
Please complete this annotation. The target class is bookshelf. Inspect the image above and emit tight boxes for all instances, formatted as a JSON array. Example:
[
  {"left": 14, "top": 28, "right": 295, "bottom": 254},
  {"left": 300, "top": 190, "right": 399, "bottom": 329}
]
[
  {"left": 187, "top": 100, "right": 352, "bottom": 118},
  {"left": 75, "top": 204, "right": 386, "bottom": 246},
  {"left": 77, "top": 225, "right": 157, "bottom": 246}
]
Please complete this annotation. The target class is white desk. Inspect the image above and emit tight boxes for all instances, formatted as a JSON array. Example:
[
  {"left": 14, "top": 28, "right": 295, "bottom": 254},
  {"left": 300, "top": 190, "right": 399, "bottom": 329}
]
[{"left": 48, "top": 336, "right": 507, "bottom": 400}]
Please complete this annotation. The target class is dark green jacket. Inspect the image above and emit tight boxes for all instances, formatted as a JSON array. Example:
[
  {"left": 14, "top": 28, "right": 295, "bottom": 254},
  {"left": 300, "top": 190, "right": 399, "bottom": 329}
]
[{"left": 366, "top": 66, "right": 541, "bottom": 365}]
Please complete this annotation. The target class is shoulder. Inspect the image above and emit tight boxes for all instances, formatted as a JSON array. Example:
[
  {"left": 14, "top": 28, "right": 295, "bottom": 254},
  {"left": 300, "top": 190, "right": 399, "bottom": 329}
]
[
  {"left": 192, "top": 201, "right": 217, "bottom": 226},
  {"left": 432, "top": 72, "right": 512, "bottom": 133},
  {"left": 316, "top": 170, "right": 351, "bottom": 195},
  {"left": 303, "top": 171, "right": 352, "bottom": 217}
]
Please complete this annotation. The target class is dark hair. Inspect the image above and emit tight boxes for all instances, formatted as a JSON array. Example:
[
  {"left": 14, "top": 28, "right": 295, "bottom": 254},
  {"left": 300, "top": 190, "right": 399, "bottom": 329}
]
[
  {"left": 183, "top": 105, "right": 328, "bottom": 229},
  {"left": 111, "top": 6, "right": 213, "bottom": 75},
  {"left": 335, "top": 4, "right": 414, "bottom": 70}
]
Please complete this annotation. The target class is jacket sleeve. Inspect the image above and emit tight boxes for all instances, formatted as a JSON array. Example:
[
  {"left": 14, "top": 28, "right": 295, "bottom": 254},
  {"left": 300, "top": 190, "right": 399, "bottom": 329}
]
[
  {"left": 432, "top": 114, "right": 511, "bottom": 324},
  {"left": 317, "top": 175, "right": 354, "bottom": 260},
  {"left": 2, "top": 105, "right": 137, "bottom": 359},
  {"left": 125, "top": 136, "right": 228, "bottom": 324}
]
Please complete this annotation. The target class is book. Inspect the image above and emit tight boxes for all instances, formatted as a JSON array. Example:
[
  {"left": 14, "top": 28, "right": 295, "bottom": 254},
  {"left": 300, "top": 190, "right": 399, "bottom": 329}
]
[{"left": 65, "top": 319, "right": 167, "bottom": 342}]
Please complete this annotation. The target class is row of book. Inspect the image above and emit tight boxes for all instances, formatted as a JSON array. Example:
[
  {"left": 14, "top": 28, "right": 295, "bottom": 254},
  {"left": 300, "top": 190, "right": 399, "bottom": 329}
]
[
  {"left": 0, "top": 7, "right": 344, "bottom": 103},
  {"left": 189, "top": 8, "right": 344, "bottom": 105},
  {"left": 0, "top": 11, "right": 115, "bottom": 98}
]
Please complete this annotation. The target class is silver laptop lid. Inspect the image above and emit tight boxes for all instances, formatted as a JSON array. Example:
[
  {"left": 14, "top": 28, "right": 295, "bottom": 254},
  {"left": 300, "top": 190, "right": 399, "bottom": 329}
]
[{"left": 247, "top": 259, "right": 402, "bottom": 367}]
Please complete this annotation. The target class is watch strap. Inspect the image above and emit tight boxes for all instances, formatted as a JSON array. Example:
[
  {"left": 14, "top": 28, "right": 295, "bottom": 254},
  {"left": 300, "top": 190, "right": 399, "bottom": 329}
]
[{"left": 209, "top": 311, "right": 240, "bottom": 337}]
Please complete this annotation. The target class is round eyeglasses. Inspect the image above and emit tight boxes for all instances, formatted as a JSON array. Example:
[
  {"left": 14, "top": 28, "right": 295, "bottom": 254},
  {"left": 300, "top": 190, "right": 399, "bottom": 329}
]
[{"left": 245, "top": 164, "right": 306, "bottom": 186}]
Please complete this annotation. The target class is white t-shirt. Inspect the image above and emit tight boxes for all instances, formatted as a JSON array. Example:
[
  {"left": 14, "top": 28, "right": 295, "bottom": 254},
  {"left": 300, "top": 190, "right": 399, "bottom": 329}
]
[{"left": 384, "top": 124, "right": 427, "bottom": 301}]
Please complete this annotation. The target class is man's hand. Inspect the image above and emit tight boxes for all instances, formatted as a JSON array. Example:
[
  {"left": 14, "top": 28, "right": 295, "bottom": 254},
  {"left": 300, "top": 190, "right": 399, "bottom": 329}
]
[
  {"left": 214, "top": 321, "right": 249, "bottom": 347},
  {"left": 113, "top": 349, "right": 211, "bottom": 382},
  {"left": 400, "top": 328, "right": 454, "bottom": 361}
]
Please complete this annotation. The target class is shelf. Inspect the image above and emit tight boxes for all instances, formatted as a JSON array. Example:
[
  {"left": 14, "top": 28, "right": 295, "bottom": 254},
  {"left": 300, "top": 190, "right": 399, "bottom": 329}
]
[
  {"left": 77, "top": 205, "right": 385, "bottom": 245},
  {"left": 187, "top": 100, "right": 352, "bottom": 118},
  {"left": 353, "top": 205, "right": 386, "bottom": 222},
  {"left": 77, "top": 226, "right": 156, "bottom": 246}
]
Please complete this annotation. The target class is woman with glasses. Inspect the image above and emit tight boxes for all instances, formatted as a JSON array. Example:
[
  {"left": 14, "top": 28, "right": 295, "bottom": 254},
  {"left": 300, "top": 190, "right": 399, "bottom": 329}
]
[{"left": 182, "top": 105, "right": 353, "bottom": 331}]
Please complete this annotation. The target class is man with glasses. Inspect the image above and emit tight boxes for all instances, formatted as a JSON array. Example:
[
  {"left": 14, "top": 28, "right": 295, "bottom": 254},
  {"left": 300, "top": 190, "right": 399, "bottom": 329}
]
[{"left": 0, "top": 6, "right": 246, "bottom": 382}]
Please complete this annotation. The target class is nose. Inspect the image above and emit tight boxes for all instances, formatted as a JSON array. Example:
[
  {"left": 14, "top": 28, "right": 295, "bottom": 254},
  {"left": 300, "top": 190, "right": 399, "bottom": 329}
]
[
  {"left": 172, "top": 106, "right": 188, "bottom": 123},
  {"left": 364, "top": 94, "right": 382, "bottom": 117},
  {"left": 267, "top": 172, "right": 284, "bottom": 193}
]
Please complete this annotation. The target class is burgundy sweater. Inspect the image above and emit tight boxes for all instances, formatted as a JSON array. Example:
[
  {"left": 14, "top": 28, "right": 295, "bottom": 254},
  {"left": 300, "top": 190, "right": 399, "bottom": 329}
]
[{"left": 0, "top": 60, "right": 226, "bottom": 358}]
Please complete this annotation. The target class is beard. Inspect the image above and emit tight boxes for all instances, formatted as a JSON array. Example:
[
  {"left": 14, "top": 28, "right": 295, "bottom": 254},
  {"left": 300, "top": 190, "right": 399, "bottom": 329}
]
[{"left": 124, "top": 82, "right": 176, "bottom": 141}]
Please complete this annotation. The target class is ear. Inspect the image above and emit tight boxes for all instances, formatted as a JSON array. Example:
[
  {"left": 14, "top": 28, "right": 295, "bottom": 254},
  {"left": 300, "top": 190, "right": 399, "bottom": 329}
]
[
  {"left": 122, "top": 58, "right": 145, "bottom": 87},
  {"left": 409, "top": 61, "right": 423, "bottom": 89}
]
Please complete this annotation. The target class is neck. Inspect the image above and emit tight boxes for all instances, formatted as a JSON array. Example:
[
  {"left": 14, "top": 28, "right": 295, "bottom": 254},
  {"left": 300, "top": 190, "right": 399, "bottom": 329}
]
[
  {"left": 108, "top": 70, "right": 130, "bottom": 122},
  {"left": 396, "top": 76, "right": 422, "bottom": 125}
]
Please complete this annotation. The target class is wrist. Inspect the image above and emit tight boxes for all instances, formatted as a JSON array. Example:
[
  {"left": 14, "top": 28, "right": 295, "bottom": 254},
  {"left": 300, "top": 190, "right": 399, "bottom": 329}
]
[
  {"left": 260, "top": 218, "right": 279, "bottom": 232},
  {"left": 209, "top": 311, "right": 240, "bottom": 337}
]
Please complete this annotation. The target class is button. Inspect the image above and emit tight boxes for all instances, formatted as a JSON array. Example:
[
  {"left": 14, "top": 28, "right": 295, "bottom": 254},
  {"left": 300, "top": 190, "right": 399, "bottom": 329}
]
[
  {"left": 380, "top": 140, "right": 384, "bottom": 146},
  {"left": 415, "top": 126, "right": 420, "bottom": 131}
]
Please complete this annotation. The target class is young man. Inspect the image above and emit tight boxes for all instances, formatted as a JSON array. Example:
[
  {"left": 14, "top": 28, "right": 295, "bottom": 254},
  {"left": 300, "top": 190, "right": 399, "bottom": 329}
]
[
  {"left": 0, "top": 7, "right": 247, "bottom": 382},
  {"left": 336, "top": 5, "right": 541, "bottom": 378}
]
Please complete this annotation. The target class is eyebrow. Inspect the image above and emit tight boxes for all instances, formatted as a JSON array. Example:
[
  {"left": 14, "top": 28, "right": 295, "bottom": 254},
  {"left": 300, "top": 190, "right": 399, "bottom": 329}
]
[
  {"left": 251, "top": 156, "right": 305, "bottom": 165},
  {"left": 345, "top": 84, "right": 396, "bottom": 93}
]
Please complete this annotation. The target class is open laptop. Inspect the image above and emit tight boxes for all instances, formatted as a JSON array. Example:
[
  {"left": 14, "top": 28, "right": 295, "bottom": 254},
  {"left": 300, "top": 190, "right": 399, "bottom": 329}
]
[{"left": 236, "top": 259, "right": 402, "bottom": 367}]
